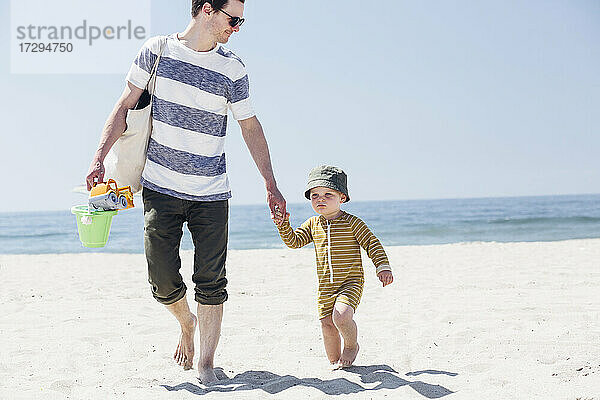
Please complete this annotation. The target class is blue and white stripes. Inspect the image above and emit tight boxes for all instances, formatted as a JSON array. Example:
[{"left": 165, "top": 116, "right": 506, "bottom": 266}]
[
  {"left": 146, "top": 138, "right": 226, "bottom": 177},
  {"left": 126, "top": 34, "right": 255, "bottom": 201},
  {"left": 152, "top": 97, "right": 228, "bottom": 137}
]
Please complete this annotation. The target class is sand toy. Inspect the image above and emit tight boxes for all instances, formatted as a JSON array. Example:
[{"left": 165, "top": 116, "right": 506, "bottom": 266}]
[
  {"left": 71, "top": 179, "right": 134, "bottom": 248},
  {"left": 71, "top": 205, "right": 118, "bottom": 248},
  {"left": 88, "top": 179, "right": 134, "bottom": 211}
]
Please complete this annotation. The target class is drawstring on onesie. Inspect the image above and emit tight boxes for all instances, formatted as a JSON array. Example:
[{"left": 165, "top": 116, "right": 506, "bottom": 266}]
[{"left": 327, "top": 220, "right": 333, "bottom": 284}]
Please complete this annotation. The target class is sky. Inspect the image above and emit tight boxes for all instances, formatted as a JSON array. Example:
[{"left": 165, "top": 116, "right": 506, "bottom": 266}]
[{"left": 0, "top": 0, "right": 599, "bottom": 212}]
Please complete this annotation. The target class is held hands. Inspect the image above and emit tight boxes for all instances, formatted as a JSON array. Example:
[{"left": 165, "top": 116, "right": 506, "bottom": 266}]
[
  {"left": 377, "top": 270, "right": 394, "bottom": 287},
  {"left": 267, "top": 185, "right": 287, "bottom": 225},
  {"left": 272, "top": 207, "right": 290, "bottom": 226},
  {"left": 267, "top": 184, "right": 287, "bottom": 225}
]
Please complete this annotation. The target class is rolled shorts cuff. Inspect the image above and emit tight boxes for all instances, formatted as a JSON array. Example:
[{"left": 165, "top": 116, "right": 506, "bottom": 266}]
[
  {"left": 153, "top": 284, "right": 187, "bottom": 305},
  {"left": 195, "top": 291, "right": 228, "bottom": 305}
]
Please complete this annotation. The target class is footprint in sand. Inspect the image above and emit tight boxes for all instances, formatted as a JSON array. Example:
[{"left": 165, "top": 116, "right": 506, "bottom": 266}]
[
  {"left": 283, "top": 314, "right": 312, "bottom": 322},
  {"left": 537, "top": 354, "right": 558, "bottom": 365},
  {"left": 551, "top": 361, "right": 599, "bottom": 381},
  {"left": 50, "top": 379, "right": 78, "bottom": 395},
  {"left": 463, "top": 363, "right": 492, "bottom": 373}
]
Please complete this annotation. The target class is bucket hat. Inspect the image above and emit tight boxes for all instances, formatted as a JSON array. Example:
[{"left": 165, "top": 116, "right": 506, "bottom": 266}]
[{"left": 304, "top": 165, "right": 350, "bottom": 202}]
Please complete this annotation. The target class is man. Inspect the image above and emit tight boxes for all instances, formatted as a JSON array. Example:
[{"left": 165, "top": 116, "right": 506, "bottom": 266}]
[{"left": 85, "top": 0, "right": 286, "bottom": 384}]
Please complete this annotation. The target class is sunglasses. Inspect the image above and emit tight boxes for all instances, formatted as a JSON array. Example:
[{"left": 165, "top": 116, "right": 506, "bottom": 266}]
[{"left": 218, "top": 8, "right": 245, "bottom": 28}]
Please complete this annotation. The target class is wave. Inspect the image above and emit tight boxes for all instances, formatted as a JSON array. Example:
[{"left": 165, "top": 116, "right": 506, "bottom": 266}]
[
  {"left": 488, "top": 216, "right": 600, "bottom": 225},
  {"left": 0, "top": 232, "right": 70, "bottom": 239}
]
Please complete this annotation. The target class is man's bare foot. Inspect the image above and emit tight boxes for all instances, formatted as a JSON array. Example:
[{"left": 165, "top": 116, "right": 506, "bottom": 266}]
[
  {"left": 174, "top": 314, "right": 197, "bottom": 370},
  {"left": 198, "top": 365, "right": 218, "bottom": 384},
  {"left": 339, "top": 343, "right": 359, "bottom": 368},
  {"left": 330, "top": 359, "right": 341, "bottom": 370}
]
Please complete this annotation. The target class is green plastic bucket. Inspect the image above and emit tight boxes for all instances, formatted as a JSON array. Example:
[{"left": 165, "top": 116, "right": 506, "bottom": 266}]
[{"left": 71, "top": 205, "right": 118, "bottom": 248}]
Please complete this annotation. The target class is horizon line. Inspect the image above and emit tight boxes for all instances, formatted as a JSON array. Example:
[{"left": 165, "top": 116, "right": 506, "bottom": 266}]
[{"left": 1, "top": 192, "right": 598, "bottom": 214}]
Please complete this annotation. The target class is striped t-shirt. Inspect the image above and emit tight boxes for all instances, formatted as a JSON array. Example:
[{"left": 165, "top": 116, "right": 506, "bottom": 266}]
[
  {"left": 126, "top": 34, "right": 255, "bottom": 201},
  {"left": 277, "top": 211, "right": 392, "bottom": 288}
]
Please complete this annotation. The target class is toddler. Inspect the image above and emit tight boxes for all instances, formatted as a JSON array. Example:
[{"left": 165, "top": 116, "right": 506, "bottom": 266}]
[{"left": 273, "top": 165, "right": 393, "bottom": 367}]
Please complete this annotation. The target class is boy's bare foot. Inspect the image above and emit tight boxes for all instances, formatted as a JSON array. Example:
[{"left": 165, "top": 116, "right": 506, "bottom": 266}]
[
  {"left": 339, "top": 343, "right": 359, "bottom": 367},
  {"left": 174, "top": 314, "right": 197, "bottom": 370},
  {"left": 198, "top": 365, "right": 218, "bottom": 384}
]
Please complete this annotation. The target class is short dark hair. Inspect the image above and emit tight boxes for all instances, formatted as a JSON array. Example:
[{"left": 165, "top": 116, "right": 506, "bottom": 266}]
[{"left": 191, "top": 0, "right": 245, "bottom": 18}]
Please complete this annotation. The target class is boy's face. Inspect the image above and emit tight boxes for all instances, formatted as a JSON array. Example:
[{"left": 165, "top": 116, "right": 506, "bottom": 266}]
[{"left": 309, "top": 186, "right": 346, "bottom": 218}]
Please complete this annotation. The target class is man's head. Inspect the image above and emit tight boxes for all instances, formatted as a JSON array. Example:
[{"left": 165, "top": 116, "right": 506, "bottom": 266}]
[
  {"left": 192, "top": 0, "right": 245, "bottom": 17},
  {"left": 191, "top": 0, "right": 245, "bottom": 43}
]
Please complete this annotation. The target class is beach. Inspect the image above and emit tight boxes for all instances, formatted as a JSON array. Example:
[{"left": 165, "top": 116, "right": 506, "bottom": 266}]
[{"left": 1, "top": 239, "right": 599, "bottom": 399}]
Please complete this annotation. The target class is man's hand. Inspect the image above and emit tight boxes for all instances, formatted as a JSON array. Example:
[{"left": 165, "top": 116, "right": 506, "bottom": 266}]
[
  {"left": 86, "top": 159, "right": 105, "bottom": 191},
  {"left": 267, "top": 185, "right": 287, "bottom": 225},
  {"left": 377, "top": 270, "right": 394, "bottom": 287}
]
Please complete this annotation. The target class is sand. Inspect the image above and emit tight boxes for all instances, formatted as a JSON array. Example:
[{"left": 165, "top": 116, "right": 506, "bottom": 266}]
[{"left": 1, "top": 239, "right": 599, "bottom": 399}]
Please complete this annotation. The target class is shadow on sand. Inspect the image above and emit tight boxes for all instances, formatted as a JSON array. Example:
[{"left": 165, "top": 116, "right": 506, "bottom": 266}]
[{"left": 161, "top": 364, "right": 455, "bottom": 398}]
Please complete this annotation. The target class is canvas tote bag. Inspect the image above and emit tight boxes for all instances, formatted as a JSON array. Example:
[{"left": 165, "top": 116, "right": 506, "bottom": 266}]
[{"left": 104, "top": 37, "right": 167, "bottom": 193}]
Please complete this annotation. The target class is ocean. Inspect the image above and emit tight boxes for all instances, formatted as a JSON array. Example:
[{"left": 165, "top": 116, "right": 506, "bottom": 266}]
[{"left": 1, "top": 194, "right": 599, "bottom": 254}]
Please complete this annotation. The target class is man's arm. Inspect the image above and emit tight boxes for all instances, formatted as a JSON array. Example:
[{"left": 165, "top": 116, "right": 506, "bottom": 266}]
[
  {"left": 85, "top": 82, "right": 144, "bottom": 190},
  {"left": 238, "top": 116, "right": 287, "bottom": 219}
]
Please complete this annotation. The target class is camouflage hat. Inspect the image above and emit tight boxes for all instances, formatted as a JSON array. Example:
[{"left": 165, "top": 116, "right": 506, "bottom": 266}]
[{"left": 304, "top": 165, "right": 350, "bottom": 202}]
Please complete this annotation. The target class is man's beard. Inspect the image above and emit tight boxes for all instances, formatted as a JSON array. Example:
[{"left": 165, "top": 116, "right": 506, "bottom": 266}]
[{"left": 216, "top": 31, "right": 232, "bottom": 44}]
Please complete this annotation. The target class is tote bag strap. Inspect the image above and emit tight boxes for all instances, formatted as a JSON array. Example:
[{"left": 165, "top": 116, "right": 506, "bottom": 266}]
[{"left": 147, "top": 36, "right": 167, "bottom": 96}]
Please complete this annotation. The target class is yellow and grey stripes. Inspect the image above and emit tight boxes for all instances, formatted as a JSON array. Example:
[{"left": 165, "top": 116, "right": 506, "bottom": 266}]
[{"left": 277, "top": 211, "right": 391, "bottom": 318}]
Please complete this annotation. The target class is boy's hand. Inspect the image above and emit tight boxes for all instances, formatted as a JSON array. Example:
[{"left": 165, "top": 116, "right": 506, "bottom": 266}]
[
  {"left": 377, "top": 270, "right": 393, "bottom": 287},
  {"left": 271, "top": 206, "right": 290, "bottom": 226}
]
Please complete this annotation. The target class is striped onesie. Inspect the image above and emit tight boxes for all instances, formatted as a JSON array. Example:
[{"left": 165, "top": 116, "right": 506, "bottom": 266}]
[{"left": 277, "top": 211, "right": 391, "bottom": 319}]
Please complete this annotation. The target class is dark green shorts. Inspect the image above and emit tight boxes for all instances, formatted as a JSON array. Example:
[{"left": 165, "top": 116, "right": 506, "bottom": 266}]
[{"left": 142, "top": 187, "right": 228, "bottom": 305}]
